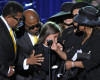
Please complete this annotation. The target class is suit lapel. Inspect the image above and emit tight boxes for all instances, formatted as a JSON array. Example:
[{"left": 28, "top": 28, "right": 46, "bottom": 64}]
[
  {"left": 24, "top": 32, "right": 33, "bottom": 48},
  {"left": 0, "top": 18, "right": 15, "bottom": 53}
]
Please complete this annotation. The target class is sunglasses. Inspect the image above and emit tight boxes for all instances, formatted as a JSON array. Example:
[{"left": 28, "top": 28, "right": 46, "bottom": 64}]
[
  {"left": 12, "top": 16, "right": 23, "bottom": 23},
  {"left": 72, "top": 14, "right": 78, "bottom": 18},
  {"left": 28, "top": 23, "right": 41, "bottom": 30}
]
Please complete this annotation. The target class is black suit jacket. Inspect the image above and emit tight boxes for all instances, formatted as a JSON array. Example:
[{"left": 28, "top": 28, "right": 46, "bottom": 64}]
[
  {"left": 0, "top": 18, "right": 15, "bottom": 78},
  {"left": 17, "top": 32, "right": 33, "bottom": 56},
  {"left": 65, "top": 29, "right": 100, "bottom": 80},
  {"left": 15, "top": 25, "right": 25, "bottom": 38},
  {"left": 16, "top": 32, "right": 34, "bottom": 77},
  {"left": 80, "top": 29, "right": 100, "bottom": 80}
]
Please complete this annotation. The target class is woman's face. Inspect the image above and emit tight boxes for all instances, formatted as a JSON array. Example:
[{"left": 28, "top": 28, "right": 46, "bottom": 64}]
[
  {"left": 79, "top": 25, "right": 85, "bottom": 32},
  {"left": 72, "top": 9, "right": 80, "bottom": 16},
  {"left": 79, "top": 25, "right": 92, "bottom": 33},
  {"left": 45, "top": 33, "right": 59, "bottom": 46},
  {"left": 64, "top": 18, "right": 73, "bottom": 25}
]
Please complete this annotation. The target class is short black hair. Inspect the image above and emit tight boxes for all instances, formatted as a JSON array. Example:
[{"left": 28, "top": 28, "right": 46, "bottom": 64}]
[{"left": 2, "top": 1, "right": 24, "bottom": 17}]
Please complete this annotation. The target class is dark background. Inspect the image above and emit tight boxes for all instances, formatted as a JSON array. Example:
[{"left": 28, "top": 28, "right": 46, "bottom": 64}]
[{"left": 0, "top": 0, "right": 99, "bottom": 23}]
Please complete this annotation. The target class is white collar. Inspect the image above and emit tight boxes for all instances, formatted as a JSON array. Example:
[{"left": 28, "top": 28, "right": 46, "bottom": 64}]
[
  {"left": 43, "top": 44, "right": 48, "bottom": 47},
  {"left": 1, "top": 15, "right": 11, "bottom": 32}
]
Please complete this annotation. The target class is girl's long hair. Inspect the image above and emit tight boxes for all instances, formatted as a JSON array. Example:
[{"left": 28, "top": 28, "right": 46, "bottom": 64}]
[{"left": 37, "top": 21, "right": 61, "bottom": 44}]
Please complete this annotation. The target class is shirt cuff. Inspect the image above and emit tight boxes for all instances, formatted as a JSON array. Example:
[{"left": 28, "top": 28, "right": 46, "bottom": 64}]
[
  {"left": 23, "top": 58, "right": 29, "bottom": 70},
  {"left": 72, "top": 53, "right": 77, "bottom": 61},
  {"left": 72, "top": 49, "right": 82, "bottom": 61},
  {"left": 8, "top": 67, "right": 10, "bottom": 74}
]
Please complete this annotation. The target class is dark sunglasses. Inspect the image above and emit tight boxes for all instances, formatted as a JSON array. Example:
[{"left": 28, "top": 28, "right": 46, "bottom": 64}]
[
  {"left": 12, "top": 16, "right": 23, "bottom": 23},
  {"left": 28, "top": 23, "right": 41, "bottom": 30},
  {"left": 72, "top": 14, "right": 78, "bottom": 18}
]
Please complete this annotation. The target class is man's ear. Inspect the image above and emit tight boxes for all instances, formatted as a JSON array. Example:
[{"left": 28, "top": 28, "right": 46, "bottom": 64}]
[
  {"left": 6, "top": 15, "right": 11, "bottom": 19},
  {"left": 5, "top": 15, "right": 12, "bottom": 22}
]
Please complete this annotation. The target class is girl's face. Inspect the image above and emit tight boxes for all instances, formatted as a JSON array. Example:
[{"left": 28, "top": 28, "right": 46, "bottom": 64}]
[{"left": 44, "top": 33, "right": 59, "bottom": 46}]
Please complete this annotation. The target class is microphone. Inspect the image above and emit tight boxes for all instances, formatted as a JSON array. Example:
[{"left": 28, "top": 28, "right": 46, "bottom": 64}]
[
  {"left": 47, "top": 40, "right": 53, "bottom": 47},
  {"left": 47, "top": 40, "right": 53, "bottom": 80}
]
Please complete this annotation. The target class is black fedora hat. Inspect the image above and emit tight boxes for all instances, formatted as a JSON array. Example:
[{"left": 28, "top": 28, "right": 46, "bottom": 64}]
[
  {"left": 74, "top": 6, "right": 100, "bottom": 27},
  {"left": 48, "top": 2, "right": 74, "bottom": 23},
  {"left": 71, "top": 2, "right": 90, "bottom": 13}
]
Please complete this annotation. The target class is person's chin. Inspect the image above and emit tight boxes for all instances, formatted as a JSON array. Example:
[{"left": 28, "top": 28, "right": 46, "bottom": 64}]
[
  {"left": 32, "top": 31, "right": 37, "bottom": 35},
  {"left": 12, "top": 27, "right": 17, "bottom": 31}
]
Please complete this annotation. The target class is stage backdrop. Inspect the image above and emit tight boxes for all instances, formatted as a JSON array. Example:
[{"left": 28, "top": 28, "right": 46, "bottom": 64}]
[{"left": 0, "top": 0, "right": 72, "bottom": 23}]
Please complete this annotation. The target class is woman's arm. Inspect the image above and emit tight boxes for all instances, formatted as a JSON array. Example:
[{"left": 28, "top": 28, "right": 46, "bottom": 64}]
[
  {"left": 51, "top": 42, "right": 67, "bottom": 60},
  {"left": 65, "top": 61, "right": 84, "bottom": 69},
  {"left": 55, "top": 48, "right": 67, "bottom": 60}
]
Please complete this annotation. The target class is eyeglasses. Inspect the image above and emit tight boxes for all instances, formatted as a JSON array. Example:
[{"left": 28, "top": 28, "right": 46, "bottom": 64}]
[
  {"left": 12, "top": 16, "right": 23, "bottom": 23},
  {"left": 28, "top": 23, "right": 41, "bottom": 30}
]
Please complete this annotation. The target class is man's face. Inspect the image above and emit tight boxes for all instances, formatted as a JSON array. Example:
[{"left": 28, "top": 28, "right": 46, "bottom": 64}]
[
  {"left": 10, "top": 12, "right": 23, "bottom": 29},
  {"left": 25, "top": 19, "right": 40, "bottom": 35}
]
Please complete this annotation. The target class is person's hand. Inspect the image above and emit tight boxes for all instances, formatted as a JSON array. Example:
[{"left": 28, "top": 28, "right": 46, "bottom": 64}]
[
  {"left": 51, "top": 42, "right": 63, "bottom": 51},
  {"left": 57, "top": 43, "right": 63, "bottom": 51},
  {"left": 26, "top": 50, "right": 44, "bottom": 65},
  {"left": 8, "top": 66, "right": 15, "bottom": 77},
  {"left": 65, "top": 61, "right": 73, "bottom": 70},
  {"left": 51, "top": 41, "right": 57, "bottom": 51}
]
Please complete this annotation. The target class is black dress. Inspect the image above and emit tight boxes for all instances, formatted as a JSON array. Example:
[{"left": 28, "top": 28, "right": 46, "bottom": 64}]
[
  {"left": 63, "top": 29, "right": 100, "bottom": 80},
  {"left": 61, "top": 27, "right": 82, "bottom": 50},
  {"left": 78, "top": 29, "right": 100, "bottom": 80}
]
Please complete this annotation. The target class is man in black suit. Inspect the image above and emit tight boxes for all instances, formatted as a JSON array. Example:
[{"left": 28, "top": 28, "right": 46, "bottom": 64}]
[
  {"left": 16, "top": 9, "right": 43, "bottom": 80},
  {"left": 0, "top": 1, "right": 24, "bottom": 80}
]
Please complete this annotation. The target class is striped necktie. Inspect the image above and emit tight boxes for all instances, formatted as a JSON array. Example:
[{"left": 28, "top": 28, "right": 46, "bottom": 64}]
[
  {"left": 34, "top": 35, "right": 38, "bottom": 45},
  {"left": 10, "top": 29, "right": 16, "bottom": 54}
]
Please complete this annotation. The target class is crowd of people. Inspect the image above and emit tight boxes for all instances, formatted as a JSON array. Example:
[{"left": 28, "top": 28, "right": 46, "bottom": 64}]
[{"left": 0, "top": 1, "right": 100, "bottom": 80}]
